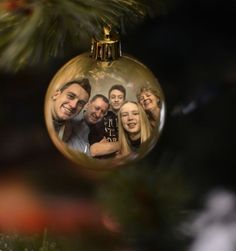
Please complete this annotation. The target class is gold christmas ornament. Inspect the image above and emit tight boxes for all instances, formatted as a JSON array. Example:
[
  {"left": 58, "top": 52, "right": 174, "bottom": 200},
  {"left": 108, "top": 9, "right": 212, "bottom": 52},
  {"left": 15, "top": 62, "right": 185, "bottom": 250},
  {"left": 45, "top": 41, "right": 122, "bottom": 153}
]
[{"left": 44, "top": 27, "right": 166, "bottom": 170}]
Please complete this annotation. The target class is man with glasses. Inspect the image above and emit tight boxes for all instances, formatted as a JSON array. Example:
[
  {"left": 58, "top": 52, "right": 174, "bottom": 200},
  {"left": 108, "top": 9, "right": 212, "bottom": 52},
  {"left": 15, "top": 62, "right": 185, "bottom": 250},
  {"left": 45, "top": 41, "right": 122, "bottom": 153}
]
[
  {"left": 87, "top": 85, "right": 126, "bottom": 159},
  {"left": 68, "top": 94, "right": 120, "bottom": 157},
  {"left": 89, "top": 85, "right": 126, "bottom": 143}
]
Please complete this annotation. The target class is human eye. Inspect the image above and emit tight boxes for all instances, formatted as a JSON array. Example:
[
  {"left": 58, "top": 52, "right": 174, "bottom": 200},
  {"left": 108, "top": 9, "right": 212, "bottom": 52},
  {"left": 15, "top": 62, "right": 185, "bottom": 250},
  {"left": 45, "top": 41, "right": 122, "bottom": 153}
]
[
  {"left": 139, "top": 96, "right": 144, "bottom": 101},
  {"left": 66, "top": 93, "right": 75, "bottom": 100},
  {"left": 78, "top": 100, "right": 86, "bottom": 107},
  {"left": 133, "top": 111, "right": 139, "bottom": 116},
  {"left": 121, "top": 112, "right": 128, "bottom": 117}
]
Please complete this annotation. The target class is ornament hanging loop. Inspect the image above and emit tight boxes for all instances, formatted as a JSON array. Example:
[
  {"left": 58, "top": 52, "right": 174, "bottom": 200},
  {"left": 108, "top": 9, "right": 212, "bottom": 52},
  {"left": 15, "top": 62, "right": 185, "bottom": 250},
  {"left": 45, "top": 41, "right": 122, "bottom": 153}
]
[{"left": 90, "top": 26, "right": 122, "bottom": 61}]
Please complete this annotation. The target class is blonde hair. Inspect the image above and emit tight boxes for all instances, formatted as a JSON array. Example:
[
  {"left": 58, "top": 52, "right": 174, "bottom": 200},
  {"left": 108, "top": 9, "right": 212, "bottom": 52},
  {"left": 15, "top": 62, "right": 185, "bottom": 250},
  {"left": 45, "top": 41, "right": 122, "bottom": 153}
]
[
  {"left": 137, "top": 86, "right": 161, "bottom": 108},
  {"left": 118, "top": 101, "right": 152, "bottom": 156}
]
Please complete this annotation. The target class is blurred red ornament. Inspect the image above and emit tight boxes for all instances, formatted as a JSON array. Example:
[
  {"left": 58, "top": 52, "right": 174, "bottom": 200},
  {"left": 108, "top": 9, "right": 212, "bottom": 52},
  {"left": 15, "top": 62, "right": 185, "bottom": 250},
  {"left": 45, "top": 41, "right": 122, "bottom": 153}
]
[
  {"left": 0, "top": 177, "right": 120, "bottom": 235},
  {"left": 0, "top": 0, "right": 32, "bottom": 15},
  {"left": 0, "top": 180, "right": 47, "bottom": 233}
]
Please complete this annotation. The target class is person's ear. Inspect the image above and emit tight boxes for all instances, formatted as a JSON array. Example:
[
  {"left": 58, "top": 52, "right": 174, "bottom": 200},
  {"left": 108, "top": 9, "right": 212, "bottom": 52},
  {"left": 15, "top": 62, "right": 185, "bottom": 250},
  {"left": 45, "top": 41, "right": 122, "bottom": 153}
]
[
  {"left": 51, "top": 90, "right": 61, "bottom": 101},
  {"left": 84, "top": 102, "right": 90, "bottom": 110}
]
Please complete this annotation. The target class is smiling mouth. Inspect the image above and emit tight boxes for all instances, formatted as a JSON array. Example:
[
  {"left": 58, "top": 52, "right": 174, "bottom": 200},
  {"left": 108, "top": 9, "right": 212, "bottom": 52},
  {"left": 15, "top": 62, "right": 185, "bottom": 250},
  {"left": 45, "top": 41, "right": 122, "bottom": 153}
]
[
  {"left": 127, "top": 123, "right": 136, "bottom": 129},
  {"left": 144, "top": 99, "right": 152, "bottom": 106},
  {"left": 90, "top": 114, "right": 99, "bottom": 122},
  {"left": 61, "top": 105, "right": 75, "bottom": 116}
]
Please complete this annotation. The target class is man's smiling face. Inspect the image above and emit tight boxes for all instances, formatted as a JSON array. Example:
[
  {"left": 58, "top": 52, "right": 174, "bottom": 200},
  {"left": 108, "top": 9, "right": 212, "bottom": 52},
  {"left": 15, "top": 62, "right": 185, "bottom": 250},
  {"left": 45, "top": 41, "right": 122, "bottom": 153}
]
[
  {"left": 52, "top": 83, "right": 89, "bottom": 121},
  {"left": 84, "top": 97, "right": 109, "bottom": 125}
]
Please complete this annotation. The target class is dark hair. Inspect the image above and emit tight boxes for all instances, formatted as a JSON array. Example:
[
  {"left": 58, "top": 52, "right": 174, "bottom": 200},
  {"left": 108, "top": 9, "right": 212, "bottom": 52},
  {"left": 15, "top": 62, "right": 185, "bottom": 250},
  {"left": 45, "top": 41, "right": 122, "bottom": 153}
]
[
  {"left": 108, "top": 84, "right": 126, "bottom": 98},
  {"left": 90, "top": 94, "right": 109, "bottom": 104},
  {"left": 60, "top": 78, "right": 91, "bottom": 96}
]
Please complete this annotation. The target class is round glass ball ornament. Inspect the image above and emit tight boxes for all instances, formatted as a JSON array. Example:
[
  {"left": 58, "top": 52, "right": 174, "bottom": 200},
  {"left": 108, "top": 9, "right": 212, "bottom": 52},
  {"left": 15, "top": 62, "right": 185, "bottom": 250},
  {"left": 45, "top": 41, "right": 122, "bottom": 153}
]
[{"left": 44, "top": 29, "right": 165, "bottom": 170}]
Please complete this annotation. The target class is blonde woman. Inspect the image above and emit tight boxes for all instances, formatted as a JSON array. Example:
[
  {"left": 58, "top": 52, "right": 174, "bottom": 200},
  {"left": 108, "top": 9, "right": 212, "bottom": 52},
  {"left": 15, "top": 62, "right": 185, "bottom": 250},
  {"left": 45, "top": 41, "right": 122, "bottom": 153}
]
[
  {"left": 137, "top": 87, "right": 162, "bottom": 128},
  {"left": 118, "top": 101, "right": 152, "bottom": 156}
]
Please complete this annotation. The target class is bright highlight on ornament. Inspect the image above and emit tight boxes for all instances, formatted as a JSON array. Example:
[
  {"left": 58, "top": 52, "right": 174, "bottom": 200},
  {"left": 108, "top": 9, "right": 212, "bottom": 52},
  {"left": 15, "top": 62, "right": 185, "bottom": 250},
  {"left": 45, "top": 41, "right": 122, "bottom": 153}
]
[{"left": 44, "top": 28, "right": 165, "bottom": 170}]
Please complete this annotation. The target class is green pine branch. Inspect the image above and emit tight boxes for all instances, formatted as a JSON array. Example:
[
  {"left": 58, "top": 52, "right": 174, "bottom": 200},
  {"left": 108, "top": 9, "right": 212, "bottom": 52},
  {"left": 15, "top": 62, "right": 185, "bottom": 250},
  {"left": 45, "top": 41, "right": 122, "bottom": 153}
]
[{"left": 0, "top": 0, "right": 160, "bottom": 72}]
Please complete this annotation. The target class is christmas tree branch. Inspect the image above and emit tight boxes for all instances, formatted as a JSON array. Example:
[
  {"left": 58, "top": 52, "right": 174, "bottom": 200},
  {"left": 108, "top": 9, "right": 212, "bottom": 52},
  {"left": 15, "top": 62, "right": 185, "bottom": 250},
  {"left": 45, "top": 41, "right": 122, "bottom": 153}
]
[{"left": 0, "top": 0, "right": 159, "bottom": 71}]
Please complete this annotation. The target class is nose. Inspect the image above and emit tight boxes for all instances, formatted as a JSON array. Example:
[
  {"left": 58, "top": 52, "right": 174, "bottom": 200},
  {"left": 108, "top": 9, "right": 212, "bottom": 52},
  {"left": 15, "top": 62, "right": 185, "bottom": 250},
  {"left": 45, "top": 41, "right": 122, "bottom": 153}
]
[
  {"left": 69, "top": 99, "right": 77, "bottom": 109},
  {"left": 127, "top": 113, "right": 134, "bottom": 120},
  {"left": 95, "top": 109, "right": 102, "bottom": 118}
]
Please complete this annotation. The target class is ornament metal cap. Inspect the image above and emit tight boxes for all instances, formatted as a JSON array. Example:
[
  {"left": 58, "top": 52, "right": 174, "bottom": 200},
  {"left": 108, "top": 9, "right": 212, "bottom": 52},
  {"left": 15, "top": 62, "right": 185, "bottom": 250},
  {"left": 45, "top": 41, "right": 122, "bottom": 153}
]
[{"left": 90, "top": 26, "right": 122, "bottom": 61}]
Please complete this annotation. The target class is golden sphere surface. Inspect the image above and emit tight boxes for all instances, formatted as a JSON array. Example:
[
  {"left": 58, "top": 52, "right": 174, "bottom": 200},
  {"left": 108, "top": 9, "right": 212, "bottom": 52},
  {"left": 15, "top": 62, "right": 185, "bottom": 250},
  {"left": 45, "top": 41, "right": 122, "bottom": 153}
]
[{"left": 44, "top": 52, "right": 165, "bottom": 170}]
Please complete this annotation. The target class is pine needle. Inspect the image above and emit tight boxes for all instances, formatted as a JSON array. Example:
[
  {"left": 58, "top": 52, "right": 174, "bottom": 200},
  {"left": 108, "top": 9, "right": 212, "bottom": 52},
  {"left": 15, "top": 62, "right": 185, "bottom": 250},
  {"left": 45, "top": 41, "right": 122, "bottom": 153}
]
[{"left": 0, "top": 0, "right": 165, "bottom": 71}]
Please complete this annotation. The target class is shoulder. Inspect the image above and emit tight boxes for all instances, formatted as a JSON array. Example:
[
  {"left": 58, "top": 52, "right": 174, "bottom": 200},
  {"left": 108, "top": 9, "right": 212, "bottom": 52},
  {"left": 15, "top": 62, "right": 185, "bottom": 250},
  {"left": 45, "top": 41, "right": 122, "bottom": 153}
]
[{"left": 71, "top": 116, "right": 87, "bottom": 130}]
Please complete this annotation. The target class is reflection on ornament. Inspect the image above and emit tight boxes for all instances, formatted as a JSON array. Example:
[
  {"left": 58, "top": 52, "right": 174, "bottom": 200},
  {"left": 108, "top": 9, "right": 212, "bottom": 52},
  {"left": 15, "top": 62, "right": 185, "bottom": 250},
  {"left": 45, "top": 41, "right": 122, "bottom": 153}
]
[{"left": 44, "top": 28, "right": 165, "bottom": 170}]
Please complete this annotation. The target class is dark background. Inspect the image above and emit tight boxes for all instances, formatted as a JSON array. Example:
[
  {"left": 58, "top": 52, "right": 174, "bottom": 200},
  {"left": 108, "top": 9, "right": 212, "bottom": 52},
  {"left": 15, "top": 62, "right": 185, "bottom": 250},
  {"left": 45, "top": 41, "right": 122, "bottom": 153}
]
[{"left": 0, "top": 0, "right": 236, "bottom": 216}]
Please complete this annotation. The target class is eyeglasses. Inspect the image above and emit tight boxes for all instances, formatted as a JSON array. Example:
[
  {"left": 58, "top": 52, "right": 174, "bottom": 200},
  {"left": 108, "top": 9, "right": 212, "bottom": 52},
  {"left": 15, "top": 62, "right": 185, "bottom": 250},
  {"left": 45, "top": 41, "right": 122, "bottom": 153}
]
[{"left": 94, "top": 106, "right": 108, "bottom": 116}]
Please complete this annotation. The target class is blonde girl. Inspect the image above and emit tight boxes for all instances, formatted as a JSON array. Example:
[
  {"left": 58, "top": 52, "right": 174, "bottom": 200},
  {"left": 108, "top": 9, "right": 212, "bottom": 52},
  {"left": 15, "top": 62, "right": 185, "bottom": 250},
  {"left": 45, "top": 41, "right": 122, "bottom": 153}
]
[{"left": 118, "top": 101, "right": 152, "bottom": 156}]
